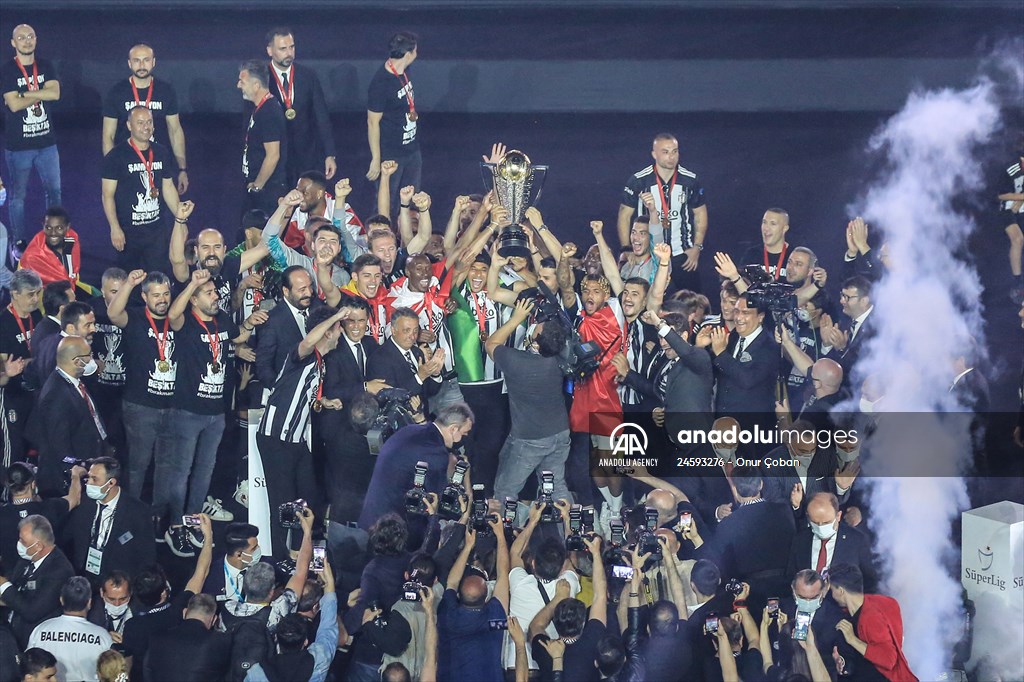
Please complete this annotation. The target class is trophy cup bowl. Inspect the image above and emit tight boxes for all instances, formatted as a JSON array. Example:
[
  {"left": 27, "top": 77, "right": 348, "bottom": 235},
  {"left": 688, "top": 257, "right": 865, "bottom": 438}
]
[{"left": 482, "top": 149, "right": 548, "bottom": 259}]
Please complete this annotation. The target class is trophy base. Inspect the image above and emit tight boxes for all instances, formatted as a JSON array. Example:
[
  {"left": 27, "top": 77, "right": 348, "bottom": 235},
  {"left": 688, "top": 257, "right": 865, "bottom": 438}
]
[{"left": 497, "top": 228, "right": 531, "bottom": 259}]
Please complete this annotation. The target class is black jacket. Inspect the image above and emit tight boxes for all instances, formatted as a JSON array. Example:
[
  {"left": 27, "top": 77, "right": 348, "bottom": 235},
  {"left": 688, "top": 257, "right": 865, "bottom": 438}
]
[
  {"left": 319, "top": 334, "right": 379, "bottom": 438},
  {"left": 1, "top": 547, "right": 75, "bottom": 648},
  {"left": 66, "top": 493, "right": 156, "bottom": 586},
  {"left": 759, "top": 444, "right": 850, "bottom": 518},
  {"left": 266, "top": 62, "right": 336, "bottom": 182},
  {"left": 365, "top": 340, "right": 442, "bottom": 401},
  {"left": 786, "top": 522, "right": 878, "bottom": 592},
  {"left": 255, "top": 301, "right": 323, "bottom": 388},
  {"left": 701, "top": 500, "right": 795, "bottom": 595},
  {"left": 712, "top": 328, "right": 779, "bottom": 420},
  {"left": 145, "top": 618, "right": 232, "bottom": 682}
]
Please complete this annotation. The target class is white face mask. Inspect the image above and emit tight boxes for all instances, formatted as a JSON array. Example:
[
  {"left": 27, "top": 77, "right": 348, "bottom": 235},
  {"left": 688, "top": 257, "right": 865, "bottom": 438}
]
[
  {"left": 713, "top": 447, "right": 737, "bottom": 462},
  {"left": 859, "top": 397, "right": 878, "bottom": 413},
  {"left": 794, "top": 594, "right": 824, "bottom": 614},
  {"left": 86, "top": 480, "right": 112, "bottom": 500},
  {"left": 17, "top": 539, "right": 40, "bottom": 561},
  {"left": 836, "top": 445, "right": 860, "bottom": 464},
  {"left": 811, "top": 520, "right": 838, "bottom": 540},
  {"left": 795, "top": 308, "right": 811, "bottom": 322},
  {"left": 240, "top": 545, "right": 262, "bottom": 567},
  {"left": 105, "top": 600, "right": 130, "bottom": 617},
  {"left": 82, "top": 358, "right": 98, "bottom": 376}
]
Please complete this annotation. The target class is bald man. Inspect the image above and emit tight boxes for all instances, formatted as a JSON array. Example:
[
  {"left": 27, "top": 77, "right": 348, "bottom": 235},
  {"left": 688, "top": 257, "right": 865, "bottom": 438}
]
[
  {"left": 786, "top": 492, "right": 877, "bottom": 592},
  {"left": 675, "top": 416, "right": 738, "bottom": 527},
  {"left": 169, "top": 218, "right": 268, "bottom": 314},
  {"left": 102, "top": 44, "right": 188, "bottom": 194},
  {"left": 29, "top": 336, "right": 110, "bottom": 495},
  {"left": 2, "top": 24, "right": 62, "bottom": 252}
]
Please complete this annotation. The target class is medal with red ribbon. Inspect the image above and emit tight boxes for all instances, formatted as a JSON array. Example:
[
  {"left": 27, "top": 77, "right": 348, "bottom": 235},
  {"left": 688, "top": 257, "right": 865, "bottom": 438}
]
[
  {"left": 7, "top": 304, "right": 34, "bottom": 352},
  {"left": 146, "top": 308, "right": 171, "bottom": 372},
  {"left": 129, "top": 76, "right": 153, "bottom": 108},
  {"left": 654, "top": 169, "right": 677, "bottom": 230},
  {"left": 191, "top": 310, "right": 222, "bottom": 374},
  {"left": 763, "top": 242, "right": 789, "bottom": 282},
  {"left": 130, "top": 139, "right": 159, "bottom": 199},
  {"left": 312, "top": 349, "right": 325, "bottom": 412},
  {"left": 385, "top": 59, "right": 417, "bottom": 122},
  {"left": 245, "top": 92, "right": 273, "bottom": 149},
  {"left": 270, "top": 65, "right": 296, "bottom": 120},
  {"left": 14, "top": 58, "right": 43, "bottom": 117},
  {"left": 469, "top": 292, "right": 490, "bottom": 343}
]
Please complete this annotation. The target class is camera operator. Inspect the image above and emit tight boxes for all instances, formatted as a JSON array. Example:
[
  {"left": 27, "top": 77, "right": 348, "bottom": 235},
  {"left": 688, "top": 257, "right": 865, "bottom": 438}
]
[
  {"left": 0, "top": 461, "right": 83, "bottom": 574},
  {"left": 342, "top": 512, "right": 440, "bottom": 681},
  {"left": 359, "top": 402, "right": 473, "bottom": 531},
  {"left": 485, "top": 298, "right": 573, "bottom": 504}
]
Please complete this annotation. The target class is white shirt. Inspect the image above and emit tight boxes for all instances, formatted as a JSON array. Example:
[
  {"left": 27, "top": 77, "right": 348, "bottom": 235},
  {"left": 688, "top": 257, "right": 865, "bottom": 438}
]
[
  {"left": 850, "top": 306, "right": 873, "bottom": 342},
  {"left": 28, "top": 614, "right": 112, "bottom": 682},
  {"left": 733, "top": 325, "right": 763, "bottom": 358},
  {"left": 91, "top": 491, "right": 121, "bottom": 550},
  {"left": 506, "top": 567, "right": 581, "bottom": 669},
  {"left": 284, "top": 298, "right": 309, "bottom": 336},
  {"left": 224, "top": 557, "right": 246, "bottom": 601}
]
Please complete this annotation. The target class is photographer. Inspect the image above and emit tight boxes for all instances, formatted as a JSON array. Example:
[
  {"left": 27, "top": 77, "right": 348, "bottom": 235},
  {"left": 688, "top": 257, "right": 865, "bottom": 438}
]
[{"left": 0, "top": 461, "right": 83, "bottom": 574}]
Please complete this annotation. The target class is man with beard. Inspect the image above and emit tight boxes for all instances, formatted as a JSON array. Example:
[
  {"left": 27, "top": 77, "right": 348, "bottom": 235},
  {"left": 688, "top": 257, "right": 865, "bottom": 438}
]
[
  {"left": 565, "top": 224, "right": 627, "bottom": 514},
  {"left": 237, "top": 58, "right": 288, "bottom": 214},
  {"left": 0, "top": 269, "right": 41, "bottom": 462},
  {"left": 105, "top": 269, "right": 177, "bottom": 500},
  {"left": 254, "top": 265, "right": 319, "bottom": 389},
  {"left": 340, "top": 254, "right": 389, "bottom": 343},
  {"left": 265, "top": 27, "right": 337, "bottom": 185},
  {"left": 24, "top": 300, "right": 96, "bottom": 399},
  {"left": 386, "top": 252, "right": 461, "bottom": 409},
  {"left": 279, "top": 173, "right": 363, "bottom": 260},
  {"left": 618, "top": 134, "right": 708, "bottom": 293},
  {"left": 1, "top": 24, "right": 62, "bottom": 256},
  {"left": 102, "top": 44, "right": 188, "bottom": 195},
  {"left": 18, "top": 207, "right": 88, "bottom": 292},
  {"left": 91, "top": 268, "right": 128, "bottom": 453},
  {"left": 169, "top": 201, "right": 270, "bottom": 314},
  {"left": 101, "top": 106, "right": 180, "bottom": 273},
  {"left": 163, "top": 269, "right": 266, "bottom": 557},
  {"left": 261, "top": 189, "right": 351, "bottom": 296}
]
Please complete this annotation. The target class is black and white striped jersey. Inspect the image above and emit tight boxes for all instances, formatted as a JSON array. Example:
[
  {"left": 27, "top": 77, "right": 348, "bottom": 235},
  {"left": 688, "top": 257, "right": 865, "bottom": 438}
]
[
  {"left": 1002, "top": 161, "right": 1024, "bottom": 214},
  {"left": 258, "top": 348, "right": 320, "bottom": 444},
  {"left": 621, "top": 164, "right": 705, "bottom": 256}
]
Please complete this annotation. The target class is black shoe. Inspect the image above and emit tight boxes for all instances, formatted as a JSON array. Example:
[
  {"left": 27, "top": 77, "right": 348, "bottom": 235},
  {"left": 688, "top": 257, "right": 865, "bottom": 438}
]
[
  {"left": 165, "top": 526, "right": 196, "bottom": 558},
  {"left": 154, "top": 515, "right": 166, "bottom": 543},
  {"left": 10, "top": 240, "right": 26, "bottom": 263},
  {"left": 187, "top": 525, "right": 205, "bottom": 549}
]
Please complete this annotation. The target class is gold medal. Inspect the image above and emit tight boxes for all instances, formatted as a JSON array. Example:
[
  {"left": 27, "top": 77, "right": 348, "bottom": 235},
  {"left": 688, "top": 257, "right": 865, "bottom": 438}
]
[
  {"left": 31, "top": 102, "right": 42, "bottom": 116},
  {"left": 408, "top": 110, "right": 418, "bottom": 122},
  {"left": 211, "top": 362, "right": 221, "bottom": 374},
  {"left": 150, "top": 187, "right": 159, "bottom": 200},
  {"left": 661, "top": 213, "right": 670, "bottom": 229},
  {"left": 157, "top": 360, "right": 170, "bottom": 373},
  {"left": 479, "top": 331, "right": 489, "bottom": 344},
  {"left": 285, "top": 108, "right": 296, "bottom": 120},
  {"left": 312, "top": 399, "right": 323, "bottom": 413}
]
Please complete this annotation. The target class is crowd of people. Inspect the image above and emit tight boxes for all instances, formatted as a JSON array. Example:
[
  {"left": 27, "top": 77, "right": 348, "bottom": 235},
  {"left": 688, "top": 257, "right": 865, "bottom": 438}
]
[{"left": 0, "top": 20, "right": 1021, "bottom": 682}]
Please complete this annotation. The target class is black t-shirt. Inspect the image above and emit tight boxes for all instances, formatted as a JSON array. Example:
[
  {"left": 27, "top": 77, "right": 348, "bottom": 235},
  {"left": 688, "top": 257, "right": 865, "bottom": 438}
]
[
  {"left": 101, "top": 140, "right": 174, "bottom": 231},
  {"left": 93, "top": 299, "right": 127, "bottom": 389},
  {"left": 0, "top": 498, "right": 69, "bottom": 574},
  {"left": 0, "top": 57, "right": 58, "bottom": 151},
  {"left": 367, "top": 64, "right": 418, "bottom": 158},
  {"left": 102, "top": 77, "right": 180, "bottom": 152},
  {"left": 532, "top": 619, "right": 606, "bottom": 682},
  {"left": 121, "top": 307, "right": 177, "bottom": 409},
  {"left": 493, "top": 345, "right": 567, "bottom": 440},
  {"left": 195, "top": 255, "right": 242, "bottom": 317},
  {"left": 122, "top": 590, "right": 193, "bottom": 682},
  {"left": 242, "top": 97, "right": 287, "bottom": 185},
  {"left": 173, "top": 310, "right": 238, "bottom": 415},
  {"left": 0, "top": 307, "right": 41, "bottom": 397}
]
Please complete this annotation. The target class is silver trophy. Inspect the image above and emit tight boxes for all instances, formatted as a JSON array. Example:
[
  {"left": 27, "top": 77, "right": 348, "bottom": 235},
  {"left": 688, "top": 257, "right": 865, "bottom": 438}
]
[{"left": 482, "top": 150, "right": 548, "bottom": 258}]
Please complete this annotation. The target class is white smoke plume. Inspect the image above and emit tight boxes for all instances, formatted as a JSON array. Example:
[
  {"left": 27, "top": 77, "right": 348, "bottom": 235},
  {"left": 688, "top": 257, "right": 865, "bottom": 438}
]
[{"left": 850, "top": 44, "right": 1021, "bottom": 680}]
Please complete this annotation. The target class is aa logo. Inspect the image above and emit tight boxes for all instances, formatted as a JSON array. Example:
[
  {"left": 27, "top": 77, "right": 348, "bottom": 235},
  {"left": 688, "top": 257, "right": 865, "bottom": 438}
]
[{"left": 610, "top": 423, "right": 648, "bottom": 457}]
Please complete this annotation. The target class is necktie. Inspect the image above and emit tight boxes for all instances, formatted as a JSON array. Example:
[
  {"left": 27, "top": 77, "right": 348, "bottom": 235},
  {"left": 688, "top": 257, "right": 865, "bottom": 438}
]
[
  {"left": 355, "top": 342, "right": 365, "bottom": 377},
  {"left": 281, "top": 72, "right": 289, "bottom": 95},
  {"left": 815, "top": 537, "right": 829, "bottom": 573},
  {"left": 629, "top": 321, "right": 640, "bottom": 358},
  {"left": 849, "top": 320, "right": 860, "bottom": 341},
  {"left": 91, "top": 503, "right": 109, "bottom": 548},
  {"left": 405, "top": 351, "right": 418, "bottom": 374},
  {"left": 735, "top": 336, "right": 747, "bottom": 359},
  {"left": 78, "top": 382, "right": 108, "bottom": 440}
]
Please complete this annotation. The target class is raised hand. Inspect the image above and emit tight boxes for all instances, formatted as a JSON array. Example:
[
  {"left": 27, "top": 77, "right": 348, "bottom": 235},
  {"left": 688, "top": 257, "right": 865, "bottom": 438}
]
[
  {"left": 482, "top": 142, "right": 507, "bottom": 165},
  {"left": 412, "top": 192, "right": 431, "bottom": 212},
  {"left": 334, "top": 177, "right": 352, "bottom": 200},
  {"left": 191, "top": 268, "right": 211, "bottom": 287},
  {"left": 283, "top": 189, "right": 304, "bottom": 208},
  {"left": 590, "top": 220, "right": 604, "bottom": 236},
  {"left": 524, "top": 206, "right": 543, "bottom": 228},
  {"left": 128, "top": 269, "right": 147, "bottom": 286},
  {"left": 176, "top": 200, "right": 195, "bottom": 222},
  {"left": 379, "top": 160, "right": 398, "bottom": 179},
  {"left": 709, "top": 326, "right": 729, "bottom": 355},
  {"left": 714, "top": 252, "right": 740, "bottom": 281},
  {"left": 695, "top": 325, "right": 714, "bottom": 348},
  {"left": 653, "top": 242, "right": 671, "bottom": 263},
  {"left": 848, "top": 217, "right": 869, "bottom": 253},
  {"left": 399, "top": 185, "right": 415, "bottom": 205}
]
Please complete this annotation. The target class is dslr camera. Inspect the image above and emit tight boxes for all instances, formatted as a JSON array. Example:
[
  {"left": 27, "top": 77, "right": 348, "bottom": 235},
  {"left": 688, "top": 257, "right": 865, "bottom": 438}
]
[
  {"left": 471, "top": 484, "right": 498, "bottom": 535},
  {"left": 367, "top": 388, "right": 417, "bottom": 454},
  {"left": 525, "top": 283, "right": 602, "bottom": 383},
  {"left": 565, "top": 504, "right": 587, "bottom": 552},
  {"left": 536, "top": 471, "right": 560, "bottom": 523},
  {"left": 725, "top": 578, "right": 745, "bottom": 596},
  {"left": 602, "top": 517, "right": 631, "bottom": 574},
  {"left": 278, "top": 499, "right": 308, "bottom": 529},
  {"left": 61, "top": 456, "right": 89, "bottom": 492},
  {"left": 438, "top": 459, "right": 469, "bottom": 520},
  {"left": 402, "top": 569, "right": 426, "bottom": 602},
  {"left": 404, "top": 461, "right": 431, "bottom": 516},
  {"left": 636, "top": 507, "right": 663, "bottom": 561}
]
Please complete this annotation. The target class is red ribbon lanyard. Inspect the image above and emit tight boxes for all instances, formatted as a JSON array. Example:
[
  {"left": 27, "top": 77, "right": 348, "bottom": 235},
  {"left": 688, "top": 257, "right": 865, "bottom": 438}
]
[
  {"left": 763, "top": 242, "right": 789, "bottom": 281},
  {"left": 653, "top": 170, "right": 677, "bottom": 227},
  {"left": 385, "top": 60, "right": 416, "bottom": 118},
  {"left": 129, "top": 139, "right": 157, "bottom": 194},
  {"left": 13, "top": 58, "right": 39, "bottom": 91},
  {"left": 7, "top": 305, "right": 33, "bottom": 351},
  {"left": 191, "top": 310, "right": 221, "bottom": 368},
  {"left": 270, "top": 65, "right": 294, "bottom": 110},
  {"left": 245, "top": 93, "right": 273, "bottom": 146},
  {"left": 313, "top": 349, "right": 325, "bottom": 403},
  {"left": 129, "top": 77, "right": 153, "bottom": 108},
  {"left": 470, "top": 293, "right": 488, "bottom": 335},
  {"left": 145, "top": 308, "right": 170, "bottom": 361},
  {"left": 369, "top": 303, "right": 382, "bottom": 343},
  {"left": 312, "top": 262, "right": 332, "bottom": 301}
]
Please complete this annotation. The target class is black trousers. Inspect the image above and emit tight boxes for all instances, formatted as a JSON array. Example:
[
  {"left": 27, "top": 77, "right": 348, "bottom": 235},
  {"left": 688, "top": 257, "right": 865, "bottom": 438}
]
[
  {"left": 255, "top": 433, "right": 318, "bottom": 559},
  {"left": 460, "top": 382, "right": 509, "bottom": 496},
  {"left": 670, "top": 253, "right": 703, "bottom": 295}
]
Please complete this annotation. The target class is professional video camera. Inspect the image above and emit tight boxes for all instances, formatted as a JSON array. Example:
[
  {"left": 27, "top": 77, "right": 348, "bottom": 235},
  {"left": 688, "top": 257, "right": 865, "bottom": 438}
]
[
  {"left": 535, "top": 470, "right": 560, "bottom": 523},
  {"left": 524, "top": 283, "right": 603, "bottom": 383},
  {"left": 278, "top": 499, "right": 308, "bottom": 529},
  {"left": 367, "top": 387, "right": 417, "bottom": 454},
  {"left": 438, "top": 459, "right": 469, "bottom": 520},
  {"left": 635, "top": 507, "right": 663, "bottom": 561},
  {"left": 741, "top": 265, "right": 797, "bottom": 314},
  {"left": 565, "top": 504, "right": 587, "bottom": 552},
  {"left": 471, "top": 484, "right": 498, "bottom": 535},
  {"left": 404, "top": 461, "right": 430, "bottom": 516},
  {"left": 61, "top": 456, "right": 89, "bottom": 492}
]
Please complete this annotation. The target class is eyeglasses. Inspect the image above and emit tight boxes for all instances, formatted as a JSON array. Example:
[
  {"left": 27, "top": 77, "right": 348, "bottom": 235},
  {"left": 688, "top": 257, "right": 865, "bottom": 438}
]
[{"left": 839, "top": 293, "right": 861, "bottom": 301}]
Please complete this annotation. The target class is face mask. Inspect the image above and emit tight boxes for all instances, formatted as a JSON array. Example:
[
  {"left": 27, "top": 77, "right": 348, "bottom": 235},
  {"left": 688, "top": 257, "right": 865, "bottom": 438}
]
[
  {"left": 105, "top": 600, "right": 129, "bottom": 617},
  {"left": 82, "top": 358, "right": 98, "bottom": 376},
  {"left": 713, "top": 447, "right": 737, "bottom": 462},
  {"left": 240, "top": 545, "right": 261, "bottom": 567},
  {"left": 17, "top": 539, "right": 40, "bottom": 561},
  {"left": 836, "top": 445, "right": 860, "bottom": 464},
  {"left": 794, "top": 595, "right": 823, "bottom": 614},
  {"left": 811, "top": 521, "right": 837, "bottom": 540},
  {"left": 859, "top": 397, "right": 878, "bottom": 414},
  {"left": 795, "top": 308, "right": 811, "bottom": 322},
  {"left": 86, "top": 480, "right": 112, "bottom": 500}
]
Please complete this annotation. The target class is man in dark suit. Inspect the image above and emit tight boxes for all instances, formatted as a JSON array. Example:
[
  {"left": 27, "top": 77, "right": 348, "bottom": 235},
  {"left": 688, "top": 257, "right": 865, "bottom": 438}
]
[
  {"left": 265, "top": 27, "right": 337, "bottom": 184},
  {"left": 66, "top": 457, "right": 155, "bottom": 587},
  {"left": 708, "top": 294, "right": 779, "bottom": 442},
  {"left": 32, "top": 280, "right": 74, "bottom": 351},
  {"left": 760, "top": 421, "right": 854, "bottom": 517},
  {"left": 821, "top": 276, "right": 876, "bottom": 386},
  {"left": 255, "top": 265, "right": 317, "bottom": 389},
  {"left": 678, "top": 417, "right": 737, "bottom": 530},
  {"left": 27, "top": 336, "right": 109, "bottom": 496},
  {"left": 699, "top": 467, "right": 795, "bottom": 603},
  {"left": 25, "top": 300, "right": 96, "bottom": 399},
  {"left": 366, "top": 307, "right": 443, "bottom": 408},
  {"left": 86, "top": 570, "right": 138, "bottom": 641},
  {"left": 783, "top": 569, "right": 867, "bottom": 681},
  {"left": 685, "top": 559, "right": 736, "bottom": 681},
  {"left": 787, "top": 492, "right": 877, "bottom": 592},
  {"left": 0, "top": 514, "right": 75, "bottom": 648},
  {"left": 144, "top": 592, "right": 231, "bottom": 681},
  {"left": 357, "top": 402, "right": 473, "bottom": 531}
]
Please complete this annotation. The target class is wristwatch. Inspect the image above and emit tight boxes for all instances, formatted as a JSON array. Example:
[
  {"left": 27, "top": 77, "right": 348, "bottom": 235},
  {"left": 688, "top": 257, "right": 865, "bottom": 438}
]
[{"left": 695, "top": 243, "right": 704, "bottom": 251}]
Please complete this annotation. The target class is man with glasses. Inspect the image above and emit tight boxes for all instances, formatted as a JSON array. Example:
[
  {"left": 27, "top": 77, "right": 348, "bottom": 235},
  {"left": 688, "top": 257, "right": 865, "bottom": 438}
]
[{"left": 820, "top": 276, "right": 875, "bottom": 383}]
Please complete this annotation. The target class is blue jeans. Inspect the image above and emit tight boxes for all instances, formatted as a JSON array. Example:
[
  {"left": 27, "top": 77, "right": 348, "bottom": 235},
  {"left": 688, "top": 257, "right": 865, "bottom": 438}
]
[
  {"left": 156, "top": 409, "right": 225, "bottom": 521},
  {"left": 122, "top": 400, "right": 173, "bottom": 501},
  {"left": 378, "top": 147, "right": 422, "bottom": 213},
  {"left": 4, "top": 145, "right": 61, "bottom": 244},
  {"left": 0, "top": 220, "right": 12, "bottom": 290},
  {"left": 493, "top": 428, "right": 572, "bottom": 503}
]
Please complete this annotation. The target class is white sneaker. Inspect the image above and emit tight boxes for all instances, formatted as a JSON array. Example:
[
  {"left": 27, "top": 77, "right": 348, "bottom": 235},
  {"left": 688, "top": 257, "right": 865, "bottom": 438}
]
[
  {"left": 233, "top": 480, "right": 249, "bottom": 509},
  {"left": 597, "top": 503, "right": 613, "bottom": 540},
  {"left": 202, "top": 496, "right": 234, "bottom": 522}
]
